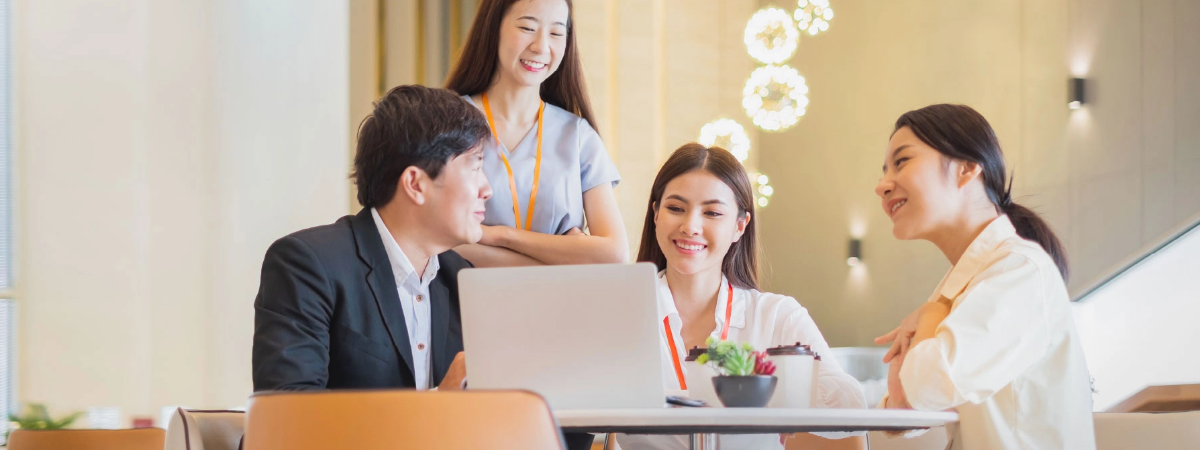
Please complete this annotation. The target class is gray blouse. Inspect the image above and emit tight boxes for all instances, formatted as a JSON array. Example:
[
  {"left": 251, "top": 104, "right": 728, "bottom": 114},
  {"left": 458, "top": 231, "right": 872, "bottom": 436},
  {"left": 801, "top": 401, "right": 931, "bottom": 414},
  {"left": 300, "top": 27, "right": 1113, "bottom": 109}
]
[{"left": 464, "top": 95, "right": 621, "bottom": 235}]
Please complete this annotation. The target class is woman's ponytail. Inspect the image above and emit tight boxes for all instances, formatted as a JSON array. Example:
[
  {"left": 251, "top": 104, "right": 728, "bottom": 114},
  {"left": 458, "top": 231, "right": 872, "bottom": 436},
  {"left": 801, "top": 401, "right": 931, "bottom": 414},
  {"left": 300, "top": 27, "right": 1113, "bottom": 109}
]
[{"left": 1003, "top": 201, "right": 1070, "bottom": 281}]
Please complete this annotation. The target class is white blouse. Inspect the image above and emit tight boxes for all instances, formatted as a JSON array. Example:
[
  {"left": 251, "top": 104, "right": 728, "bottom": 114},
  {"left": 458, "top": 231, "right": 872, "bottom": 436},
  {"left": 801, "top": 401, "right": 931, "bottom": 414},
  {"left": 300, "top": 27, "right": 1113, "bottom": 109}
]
[
  {"left": 894, "top": 215, "right": 1096, "bottom": 450},
  {"left": 616, "top": 272, "right": 866, "bottom": 450}
]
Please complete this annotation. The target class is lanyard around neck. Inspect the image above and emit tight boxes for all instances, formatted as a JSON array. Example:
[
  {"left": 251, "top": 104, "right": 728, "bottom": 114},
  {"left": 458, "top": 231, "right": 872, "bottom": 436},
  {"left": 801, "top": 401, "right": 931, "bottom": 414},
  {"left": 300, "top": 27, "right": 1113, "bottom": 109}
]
[
  {"left": 665, "top": 281, "right": 735, "bottom": 390},
  {"left": 481, "top": 93, "right": 543, "bottom": 231}
]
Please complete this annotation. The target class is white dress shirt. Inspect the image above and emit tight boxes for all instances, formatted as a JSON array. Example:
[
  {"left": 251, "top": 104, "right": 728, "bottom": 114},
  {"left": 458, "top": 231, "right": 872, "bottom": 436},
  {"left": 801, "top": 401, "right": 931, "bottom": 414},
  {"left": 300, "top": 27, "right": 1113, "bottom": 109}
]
[
  {"left": 371, "top": 208, "right": 439, "bottom": 390},
  {"left": 894, "top": 215, "right": 1096, "bottom": 450},
  {"left": 616, "top": 272, "right": 867, "bottom": 450}
]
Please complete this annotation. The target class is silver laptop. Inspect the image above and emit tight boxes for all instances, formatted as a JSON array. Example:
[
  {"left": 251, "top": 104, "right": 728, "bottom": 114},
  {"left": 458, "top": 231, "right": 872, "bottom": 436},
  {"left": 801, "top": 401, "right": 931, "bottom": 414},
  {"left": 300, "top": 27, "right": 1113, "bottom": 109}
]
[{"left": 458, "top": 262, "right": 665, "bottom": 410}]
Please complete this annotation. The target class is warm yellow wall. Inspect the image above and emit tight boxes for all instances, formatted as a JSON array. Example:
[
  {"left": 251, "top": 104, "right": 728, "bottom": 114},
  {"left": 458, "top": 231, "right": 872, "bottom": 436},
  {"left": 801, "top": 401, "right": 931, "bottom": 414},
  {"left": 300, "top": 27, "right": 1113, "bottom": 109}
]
[{"left": 573, "top": 0, "right": 763, "bottom": 253}]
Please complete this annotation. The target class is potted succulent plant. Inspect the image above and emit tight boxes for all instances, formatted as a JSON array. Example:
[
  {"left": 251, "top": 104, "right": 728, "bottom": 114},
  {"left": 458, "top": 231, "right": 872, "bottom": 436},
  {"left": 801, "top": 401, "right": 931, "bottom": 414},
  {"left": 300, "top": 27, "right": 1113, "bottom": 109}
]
[{"left": 695, "top": 337, "right": 777, "bottom": 407}]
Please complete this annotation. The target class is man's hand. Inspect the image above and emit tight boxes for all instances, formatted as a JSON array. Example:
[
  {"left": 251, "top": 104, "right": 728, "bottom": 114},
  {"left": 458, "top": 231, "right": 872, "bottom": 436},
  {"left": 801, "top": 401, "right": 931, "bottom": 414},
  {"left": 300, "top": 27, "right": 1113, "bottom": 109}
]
[{"left": 440, "top": 352, "right": 468, "bottom": 390}]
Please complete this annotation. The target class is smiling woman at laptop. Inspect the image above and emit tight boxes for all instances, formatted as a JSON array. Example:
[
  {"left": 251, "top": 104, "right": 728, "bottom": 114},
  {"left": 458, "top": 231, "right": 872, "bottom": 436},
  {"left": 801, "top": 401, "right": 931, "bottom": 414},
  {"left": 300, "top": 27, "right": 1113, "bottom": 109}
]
[{"left": 617, "top": 144, "right": 867, "bottom": 450}]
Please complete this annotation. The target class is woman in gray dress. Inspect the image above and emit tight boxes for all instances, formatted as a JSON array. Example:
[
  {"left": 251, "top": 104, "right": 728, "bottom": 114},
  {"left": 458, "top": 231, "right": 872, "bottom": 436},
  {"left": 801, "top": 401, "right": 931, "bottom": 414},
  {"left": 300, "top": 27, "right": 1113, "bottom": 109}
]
[{"left": 445, "top": 0, "right": 627, "bottom": 267}]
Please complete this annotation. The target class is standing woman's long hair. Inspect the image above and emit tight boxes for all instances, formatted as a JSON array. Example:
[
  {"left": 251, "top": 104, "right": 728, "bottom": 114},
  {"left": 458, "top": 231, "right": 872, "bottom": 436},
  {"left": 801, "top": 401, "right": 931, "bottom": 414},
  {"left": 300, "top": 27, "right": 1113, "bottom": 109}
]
[
  {"left": 895, "top": 104, "right": 1070, "bottom": 281},
  {"left": 636, "top": 144, "right": 760, "bottom": 290},
  {"left": 444, "top": 0, "right": 598, "bottom": 132}
]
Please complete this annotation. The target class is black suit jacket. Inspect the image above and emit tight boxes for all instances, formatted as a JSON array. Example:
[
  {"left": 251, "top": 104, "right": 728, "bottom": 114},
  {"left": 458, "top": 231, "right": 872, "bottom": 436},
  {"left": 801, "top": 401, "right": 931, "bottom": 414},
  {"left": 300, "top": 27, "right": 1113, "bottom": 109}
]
[{"left": 252, "top": 208, "right": 470, "bottom": 391}]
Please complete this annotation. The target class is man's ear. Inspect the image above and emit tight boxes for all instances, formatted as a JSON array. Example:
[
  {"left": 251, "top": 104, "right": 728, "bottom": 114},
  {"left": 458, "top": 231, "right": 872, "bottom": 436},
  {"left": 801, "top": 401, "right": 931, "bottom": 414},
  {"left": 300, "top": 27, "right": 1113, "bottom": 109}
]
[{"left": 397, "top": 166, "right": 430, "bottom": 205}]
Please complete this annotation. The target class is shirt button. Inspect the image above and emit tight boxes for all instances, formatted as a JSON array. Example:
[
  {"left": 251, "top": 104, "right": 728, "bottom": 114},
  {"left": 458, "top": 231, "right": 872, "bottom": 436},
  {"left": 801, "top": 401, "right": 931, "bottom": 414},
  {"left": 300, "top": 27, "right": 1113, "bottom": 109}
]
[
  {"left": 416, "top": 295, "right": 424, "bottom": 302},
  {"left": 418, "top": 343, "right": 426, "bottom": 351}
]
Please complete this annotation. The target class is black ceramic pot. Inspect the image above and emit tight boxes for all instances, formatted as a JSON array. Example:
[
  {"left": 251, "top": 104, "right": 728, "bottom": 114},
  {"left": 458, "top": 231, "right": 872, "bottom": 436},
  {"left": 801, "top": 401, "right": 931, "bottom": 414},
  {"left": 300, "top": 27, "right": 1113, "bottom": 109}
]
[{"left": 712, "top": 375, "right": 777, "bottom": 407}]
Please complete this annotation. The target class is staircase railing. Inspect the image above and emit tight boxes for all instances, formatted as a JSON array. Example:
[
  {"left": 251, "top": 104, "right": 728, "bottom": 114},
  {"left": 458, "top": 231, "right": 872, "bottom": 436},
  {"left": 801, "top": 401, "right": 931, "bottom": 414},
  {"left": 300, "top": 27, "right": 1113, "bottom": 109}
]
[{"left": 1072, "top": 210, "right": 1200, "bottom": 302}]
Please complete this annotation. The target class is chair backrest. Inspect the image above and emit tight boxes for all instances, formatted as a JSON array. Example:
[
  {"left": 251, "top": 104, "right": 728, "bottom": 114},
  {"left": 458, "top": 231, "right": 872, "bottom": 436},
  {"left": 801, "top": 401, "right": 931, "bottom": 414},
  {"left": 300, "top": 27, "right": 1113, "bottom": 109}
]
[
  {"left": 785, "top": 432, "right": 867, "bottom": 450},
  {"left": 866, "top": 428, "right": 949, "bottom": 450},
  {"left": 164, "top": 408, "right": 246, "bottom": 450},
  {"left": 7, "top": 428, "right": 165, "bottom": 450},
  {"left": 244, "top": 389, "right": 565, "bottom": 450},
  {"left": 1094, "top": 411, "right": 1200, "bottom": 449}
]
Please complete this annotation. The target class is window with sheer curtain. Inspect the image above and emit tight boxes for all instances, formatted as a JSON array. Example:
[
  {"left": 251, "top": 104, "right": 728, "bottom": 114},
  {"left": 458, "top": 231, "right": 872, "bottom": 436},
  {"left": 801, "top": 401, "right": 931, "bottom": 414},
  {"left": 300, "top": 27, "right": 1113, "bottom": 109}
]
[{"left": 0, "top": 0, "right": 15, "bottom": 435}]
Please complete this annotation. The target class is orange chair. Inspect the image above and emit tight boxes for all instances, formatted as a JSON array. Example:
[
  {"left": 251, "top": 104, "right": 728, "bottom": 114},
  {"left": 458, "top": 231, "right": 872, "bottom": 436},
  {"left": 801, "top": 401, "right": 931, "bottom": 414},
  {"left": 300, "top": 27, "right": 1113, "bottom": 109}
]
[
  {"left": 244, "top": 389, "right": 566, "bottom": 450},
  {"left": 785, "top": 432, "right": 868, "bottom": 450},
  {"left": 7, "top": 428, "right": 165, "bottom": 450}
]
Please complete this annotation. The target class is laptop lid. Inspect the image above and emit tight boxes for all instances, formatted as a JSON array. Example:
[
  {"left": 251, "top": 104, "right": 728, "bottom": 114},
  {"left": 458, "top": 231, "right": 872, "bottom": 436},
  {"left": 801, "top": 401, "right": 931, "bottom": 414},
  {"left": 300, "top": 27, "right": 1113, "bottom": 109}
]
[{"left": 459, "top": 263, "right": 664, "bottom": 410}]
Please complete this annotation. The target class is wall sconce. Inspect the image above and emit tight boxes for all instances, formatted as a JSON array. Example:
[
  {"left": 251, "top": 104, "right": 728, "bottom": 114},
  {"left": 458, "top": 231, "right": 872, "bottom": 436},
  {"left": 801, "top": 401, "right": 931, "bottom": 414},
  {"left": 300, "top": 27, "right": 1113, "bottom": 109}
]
[
  {"left": 846, "top": 238, "right": 862, "bottom": 267},
  {"left": 1068, "top": 77, "right": 1086, "bottom": 110}
]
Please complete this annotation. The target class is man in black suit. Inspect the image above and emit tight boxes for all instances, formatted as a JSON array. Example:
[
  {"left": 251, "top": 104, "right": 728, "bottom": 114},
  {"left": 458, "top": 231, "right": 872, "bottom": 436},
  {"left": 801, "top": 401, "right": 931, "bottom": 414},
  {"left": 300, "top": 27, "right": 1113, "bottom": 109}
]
[
  {"left": 251, "top": 84, "right": 599, "bottom": 450},
  {"left": 252, "top": 85, "right": 491, "bottom": 392}
]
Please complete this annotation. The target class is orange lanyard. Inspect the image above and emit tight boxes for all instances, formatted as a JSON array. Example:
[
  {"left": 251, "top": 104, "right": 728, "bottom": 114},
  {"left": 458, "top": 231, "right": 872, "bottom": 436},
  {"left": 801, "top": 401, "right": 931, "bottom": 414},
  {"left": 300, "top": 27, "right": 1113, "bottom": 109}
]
[
  {"left": 665, "top": 282, "right": 734, "bottom": 390},
  {"left": 481, "top": 93, "right": 543, "bottom": 231}
]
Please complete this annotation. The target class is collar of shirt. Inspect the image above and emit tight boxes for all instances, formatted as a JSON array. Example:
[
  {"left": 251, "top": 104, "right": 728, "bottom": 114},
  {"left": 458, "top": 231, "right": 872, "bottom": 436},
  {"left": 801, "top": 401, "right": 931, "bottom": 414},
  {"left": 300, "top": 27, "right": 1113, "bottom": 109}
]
[
  {"left": 939, "top": 214, "right": 1018, "bottom": 300},
  {"left": 371, "top": 208, "right": 440, "bottom": 289},
  {"left": 655, "top": 271, "right": 746, "bottom": 337}
]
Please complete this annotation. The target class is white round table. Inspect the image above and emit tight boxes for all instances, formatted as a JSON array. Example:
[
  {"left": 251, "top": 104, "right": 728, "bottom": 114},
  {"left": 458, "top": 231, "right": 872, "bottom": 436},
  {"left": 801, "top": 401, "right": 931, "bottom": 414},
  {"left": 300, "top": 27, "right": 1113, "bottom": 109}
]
[{"left": 555, "top": 408, "right": 958, "bottom": 450}]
